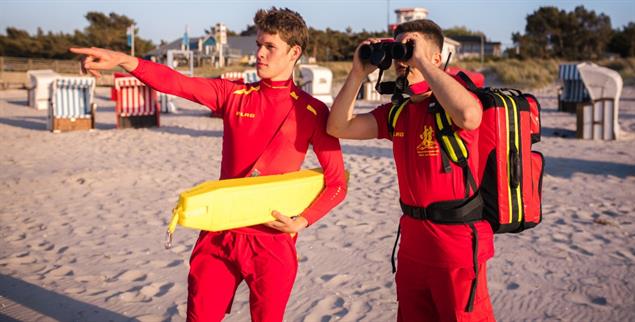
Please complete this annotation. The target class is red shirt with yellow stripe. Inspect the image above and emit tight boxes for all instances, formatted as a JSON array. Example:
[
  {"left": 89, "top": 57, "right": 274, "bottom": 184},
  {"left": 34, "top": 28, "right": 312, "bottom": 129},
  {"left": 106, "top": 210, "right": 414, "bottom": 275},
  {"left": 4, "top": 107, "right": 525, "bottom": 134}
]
[
  {"left": 371, "top": 78, "right": 494, "bottom": 268},
  {"left": 130, "top": 59, "right": 347, "bottom": 233}
]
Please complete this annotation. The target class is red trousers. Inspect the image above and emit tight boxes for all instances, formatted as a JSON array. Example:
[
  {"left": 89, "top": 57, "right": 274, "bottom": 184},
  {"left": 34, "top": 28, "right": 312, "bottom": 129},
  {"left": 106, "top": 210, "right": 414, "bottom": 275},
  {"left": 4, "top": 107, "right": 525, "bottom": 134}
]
[
  {"left": 187, "top": 230, "right": 298, "bottom": 322},
  {"left": 396, "top": 258, "right": 495, "bottom": 322}
]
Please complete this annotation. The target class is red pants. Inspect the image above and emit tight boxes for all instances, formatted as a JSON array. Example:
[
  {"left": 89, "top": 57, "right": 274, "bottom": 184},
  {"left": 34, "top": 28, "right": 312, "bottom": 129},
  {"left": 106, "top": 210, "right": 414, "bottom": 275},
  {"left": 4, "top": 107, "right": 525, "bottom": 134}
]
[
  {"left": 187, "top": 230, "right": 298, "bottom": 322},
  {"left": 396, "top": 258, "right": 495, "bottom": 322}
]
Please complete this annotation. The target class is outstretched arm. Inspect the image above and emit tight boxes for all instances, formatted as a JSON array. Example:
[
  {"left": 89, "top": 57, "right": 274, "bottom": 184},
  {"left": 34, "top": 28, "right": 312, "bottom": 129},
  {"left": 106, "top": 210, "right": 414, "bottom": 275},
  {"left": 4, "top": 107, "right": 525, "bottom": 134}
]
[
  {"left": 327, "top": 40, "right": 380, "bottom": 140},
  {"left": 70, "top": 47, "right": 138, "bottom": 77},
  {"left": 70, "top": 47, "right": 229, "bottom": 112}
]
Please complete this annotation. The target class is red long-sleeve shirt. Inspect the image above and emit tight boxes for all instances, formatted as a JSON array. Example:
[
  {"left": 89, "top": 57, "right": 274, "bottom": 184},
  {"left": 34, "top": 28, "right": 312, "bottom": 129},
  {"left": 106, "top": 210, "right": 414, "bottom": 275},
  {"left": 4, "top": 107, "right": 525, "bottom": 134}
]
[{"left": 131, "top": 59, "right": 347, "bottom": 233}]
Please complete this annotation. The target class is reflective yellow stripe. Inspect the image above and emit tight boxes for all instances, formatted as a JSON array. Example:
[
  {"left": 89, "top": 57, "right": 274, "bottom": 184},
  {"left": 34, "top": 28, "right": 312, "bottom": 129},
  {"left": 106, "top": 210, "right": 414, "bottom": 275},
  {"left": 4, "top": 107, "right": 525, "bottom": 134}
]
[
  {"left": 436, "top": 110, "right": 468, "bottom": 163},
  {"left": 494, "top": 93, "right": 514, "bottom": 223},
  {"left": 233, "top": 86, "right": 260, "bottom": 95},
  {"left": 391, "top": 100, "right": 409, "bottom": 130},
  {"left": 306, "top": 104, "right": 317, "bottom": 115},
  {"left": 507, "top": 95, "right": 523, "bottom": 222},
  {"left": 453, "top": 131, "right": 468, "bottom": 157},
  {"left": 441, "top": 136, "right": 459, "bottom": 161}
]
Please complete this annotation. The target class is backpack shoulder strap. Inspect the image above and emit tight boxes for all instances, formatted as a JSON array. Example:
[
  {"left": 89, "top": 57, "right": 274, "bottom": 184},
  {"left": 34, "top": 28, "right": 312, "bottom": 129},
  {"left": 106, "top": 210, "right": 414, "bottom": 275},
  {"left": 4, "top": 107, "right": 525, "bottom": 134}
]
[
  {"left": 430, "top": 98, "right": 477, "bottom": 197},
  {"left": 387, "top": 98, "right": 410, "bottom": 138},
  {"left": 456, "top": 71, "right": 479, "bottom": 91}
]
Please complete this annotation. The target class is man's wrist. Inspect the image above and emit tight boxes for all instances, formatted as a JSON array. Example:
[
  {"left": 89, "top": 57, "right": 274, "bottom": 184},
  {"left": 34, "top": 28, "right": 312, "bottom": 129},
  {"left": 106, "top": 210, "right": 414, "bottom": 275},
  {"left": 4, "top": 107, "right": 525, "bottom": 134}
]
[{"left": 120, "top": 55, "right": 139, "bottom": 72}]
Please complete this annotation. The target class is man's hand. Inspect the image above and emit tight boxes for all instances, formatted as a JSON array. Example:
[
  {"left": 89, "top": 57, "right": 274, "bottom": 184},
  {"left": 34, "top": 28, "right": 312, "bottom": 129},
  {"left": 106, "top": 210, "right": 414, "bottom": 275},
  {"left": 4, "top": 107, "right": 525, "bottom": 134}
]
[
  {"left": 397, "top": 32, "right": 437, "bottom": 71},
  {"left": 351, "top": 39, "right": 379, "bottom": 78},
  {"left": 69, "top": 47, "right": 138, "bottom": 78},
  {"left": 263, "top": 211, "right": 308, "bottom": 233}
]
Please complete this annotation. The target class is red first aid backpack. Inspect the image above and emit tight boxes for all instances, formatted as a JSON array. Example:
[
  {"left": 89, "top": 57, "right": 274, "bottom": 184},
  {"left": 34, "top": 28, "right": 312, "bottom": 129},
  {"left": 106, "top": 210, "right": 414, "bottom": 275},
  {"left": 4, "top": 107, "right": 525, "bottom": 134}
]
[{"left": 388, "top": 71, "right": 545, "bottom": 233}]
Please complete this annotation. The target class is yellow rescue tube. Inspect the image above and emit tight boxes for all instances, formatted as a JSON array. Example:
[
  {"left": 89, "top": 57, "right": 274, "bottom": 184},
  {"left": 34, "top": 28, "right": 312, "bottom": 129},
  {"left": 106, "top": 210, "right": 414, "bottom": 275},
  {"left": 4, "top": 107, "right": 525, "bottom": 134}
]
[{"left": 165, "top": 168, "right": 339, "bottom": 248}]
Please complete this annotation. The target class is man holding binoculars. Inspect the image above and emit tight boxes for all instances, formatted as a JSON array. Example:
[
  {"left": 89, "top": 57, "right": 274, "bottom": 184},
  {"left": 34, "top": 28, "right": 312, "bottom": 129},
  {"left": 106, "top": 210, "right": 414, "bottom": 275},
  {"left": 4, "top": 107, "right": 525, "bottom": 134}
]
[{"left": 327, "top": 19, "right": 495, "bottom": 321}]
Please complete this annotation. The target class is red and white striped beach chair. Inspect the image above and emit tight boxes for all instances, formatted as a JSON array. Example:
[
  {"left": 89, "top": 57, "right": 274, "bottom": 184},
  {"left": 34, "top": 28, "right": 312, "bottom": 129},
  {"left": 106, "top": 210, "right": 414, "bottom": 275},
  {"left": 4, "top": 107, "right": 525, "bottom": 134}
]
[
  {"left": 48, "top": 77, "right": 96, "bottom": 133},
  {"left": 114, "top": 77, "right": 160, "bottom": 128},
  {"left": 220, "top": 71, "right": 245, "bottom": 83}
]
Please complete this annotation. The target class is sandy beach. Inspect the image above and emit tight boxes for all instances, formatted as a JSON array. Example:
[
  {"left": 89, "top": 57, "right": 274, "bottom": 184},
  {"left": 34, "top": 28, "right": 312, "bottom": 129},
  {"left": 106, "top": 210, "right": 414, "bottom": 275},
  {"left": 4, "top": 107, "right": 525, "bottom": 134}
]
[{"left": 1, "top": 83, "right": 634, "bottom": 322}]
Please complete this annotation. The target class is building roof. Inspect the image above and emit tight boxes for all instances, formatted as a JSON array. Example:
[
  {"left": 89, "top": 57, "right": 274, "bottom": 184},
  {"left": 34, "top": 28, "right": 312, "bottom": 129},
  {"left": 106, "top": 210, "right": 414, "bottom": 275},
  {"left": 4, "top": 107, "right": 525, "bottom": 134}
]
[
  {"left": 227, "top": 36, "right": 258, "bottom": 56},
  {"left": 450, "top": 35, "right": 501, "bottom": 46}
]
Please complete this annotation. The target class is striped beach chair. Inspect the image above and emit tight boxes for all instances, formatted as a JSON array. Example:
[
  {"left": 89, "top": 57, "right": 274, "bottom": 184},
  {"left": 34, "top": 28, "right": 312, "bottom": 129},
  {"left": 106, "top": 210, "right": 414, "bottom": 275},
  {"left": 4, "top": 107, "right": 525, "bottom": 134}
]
[
  {"left": 243, "top": 69, "right": 260, "bottom": 84},
  {"left": 558, "top": 64, "right": 590, "bottom": 112},
  {"left": 114, "top": 77, "right": 160, "bottom": 128},
  {"left": 158, "top": 92, "right": 177, "bottom": 113},
  {"left": 48, "top": 77, "right": 96, "bottom": 133},
  {"left": 220, "top": 71, "right": 245, "bottom": 82}
]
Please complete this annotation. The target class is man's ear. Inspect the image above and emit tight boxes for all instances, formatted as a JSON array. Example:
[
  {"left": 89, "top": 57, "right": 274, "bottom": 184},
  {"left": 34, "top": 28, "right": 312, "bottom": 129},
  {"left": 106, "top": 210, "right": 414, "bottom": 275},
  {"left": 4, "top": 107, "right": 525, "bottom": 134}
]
[
  {"left": 289, "top": 45, "right": 302, "bottom": 61},
  {"left": 432, "top": 51, "right": 443, "bottom": 67}
]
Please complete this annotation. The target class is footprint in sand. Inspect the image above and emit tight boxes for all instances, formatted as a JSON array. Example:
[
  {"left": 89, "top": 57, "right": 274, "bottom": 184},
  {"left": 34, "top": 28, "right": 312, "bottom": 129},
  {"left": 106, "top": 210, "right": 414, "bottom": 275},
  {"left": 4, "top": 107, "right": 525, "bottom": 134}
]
[
  {"left": 303, "top": 295, "right": 349, "bottom": 322},
  {"left": 140, "top": 282, "right": 175, "bottom": 297},
  {"left": 365, "top": 252, "right": 387, "bottom": 263},
  {"left": 64, "top": 286, "right": 86, "bottom": 295},
  {"left": 116, "top": 270, "right": 148, "bottom": 282},
  {"left": 107, "top": 289, "right": 151, "bottom": 303},
  {"left": 5, "top": 251, "right": 37, "bottom": 265},
  {"left": 134, "top": 314, "right": 166, "bottom": 322},
  {"left": 48, "top": 265, "right": 74, "bottom": 277},
  {"left": 169, "top": 245, "right": 190, "bottom": 254},
  {"left": 148, "top": 259, "right": 183, "bottom": 269},
  {"left": 30, "top": 240, "right": 55, "bottom": 252},
  {"left": 320, "top": 274, "right": 352, "bottom": 289},
  {"left": 5, "top": 232, "right": 27, "bottom": 242},
  {"left": 73, "top": 226, "right": 96, "bottom": 236}
]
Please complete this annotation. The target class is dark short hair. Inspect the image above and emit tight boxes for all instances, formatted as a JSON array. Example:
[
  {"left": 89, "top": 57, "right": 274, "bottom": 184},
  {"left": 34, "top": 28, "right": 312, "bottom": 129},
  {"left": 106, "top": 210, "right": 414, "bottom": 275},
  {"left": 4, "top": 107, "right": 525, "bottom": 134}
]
[
  {"left": 254, "top": 7, "right": 309, "bottom": 52},
  {"left": 394, "top": 19, "right": 444, "bottom": 52}
]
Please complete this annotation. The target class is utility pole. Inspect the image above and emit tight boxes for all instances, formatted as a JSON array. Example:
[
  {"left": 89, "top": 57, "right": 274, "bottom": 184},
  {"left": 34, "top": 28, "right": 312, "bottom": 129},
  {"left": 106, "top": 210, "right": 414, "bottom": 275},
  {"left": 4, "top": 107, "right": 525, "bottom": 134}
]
[
  {"left": 127, "top": 24, "right": 135, "bottom": 56},
  {"left": 386, "top": 0, "right": 391, "bottom": 33}
]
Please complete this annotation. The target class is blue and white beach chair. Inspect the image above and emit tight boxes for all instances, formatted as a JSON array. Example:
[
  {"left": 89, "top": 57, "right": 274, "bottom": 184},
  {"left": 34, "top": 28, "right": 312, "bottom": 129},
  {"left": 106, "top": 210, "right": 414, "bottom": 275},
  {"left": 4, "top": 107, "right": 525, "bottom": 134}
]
[
  {"left": 558, "top": 63, "right": 590, "bottom": 112},
  {"left": 48, "top": 77, "right": 96, "bottom": 133}
]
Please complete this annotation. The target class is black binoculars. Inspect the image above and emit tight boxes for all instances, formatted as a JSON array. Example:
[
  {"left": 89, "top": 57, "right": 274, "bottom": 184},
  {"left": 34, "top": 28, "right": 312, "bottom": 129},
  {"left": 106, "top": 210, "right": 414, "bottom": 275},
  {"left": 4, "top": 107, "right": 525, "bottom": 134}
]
[{"left": 358, "top": 41, "right": 413, "bottom": 70}]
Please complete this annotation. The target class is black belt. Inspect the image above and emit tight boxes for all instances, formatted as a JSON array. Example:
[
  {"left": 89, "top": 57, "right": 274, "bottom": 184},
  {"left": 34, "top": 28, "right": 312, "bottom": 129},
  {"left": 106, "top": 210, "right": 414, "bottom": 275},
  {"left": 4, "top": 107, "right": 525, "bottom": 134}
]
[
  {"left": 400, "top": 191, "right": 484, "bottom": 224},
  {"left": 394, "top": 192, "right": 484, "bottom": 312}
]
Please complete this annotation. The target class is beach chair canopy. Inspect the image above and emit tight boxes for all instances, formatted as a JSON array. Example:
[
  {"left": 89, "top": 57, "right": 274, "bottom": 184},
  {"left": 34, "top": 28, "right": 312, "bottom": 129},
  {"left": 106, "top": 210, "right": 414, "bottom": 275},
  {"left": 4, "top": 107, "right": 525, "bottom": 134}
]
[
  {"left": 577, "top": 62, "right": 623, "bottom": 101},
  {"left": 558, "top": 63, "right": 591, "bottom": 103},
  {"left": 299, "top": 64, "right": 333, "bottom": 104},
  {"left": 27, "top": 69, "right": 60, "bottom": 110}
]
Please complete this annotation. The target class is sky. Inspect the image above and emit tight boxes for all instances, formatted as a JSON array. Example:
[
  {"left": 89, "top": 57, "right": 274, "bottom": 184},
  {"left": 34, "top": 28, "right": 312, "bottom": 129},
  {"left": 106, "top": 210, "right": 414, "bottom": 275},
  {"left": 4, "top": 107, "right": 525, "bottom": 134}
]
[{"left": 1, "top": 0, "right": 633, "bottom": 49}]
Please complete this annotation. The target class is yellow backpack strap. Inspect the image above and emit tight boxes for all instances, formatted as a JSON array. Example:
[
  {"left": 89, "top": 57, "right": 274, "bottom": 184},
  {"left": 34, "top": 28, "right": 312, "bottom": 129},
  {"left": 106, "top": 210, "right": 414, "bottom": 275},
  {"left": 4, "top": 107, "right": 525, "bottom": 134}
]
[
  {"left": 388, "top": 99, "right": 409, "bottom": 137},
  {"left": 430, "top": 99, "right": 476, "bottom": 198}
]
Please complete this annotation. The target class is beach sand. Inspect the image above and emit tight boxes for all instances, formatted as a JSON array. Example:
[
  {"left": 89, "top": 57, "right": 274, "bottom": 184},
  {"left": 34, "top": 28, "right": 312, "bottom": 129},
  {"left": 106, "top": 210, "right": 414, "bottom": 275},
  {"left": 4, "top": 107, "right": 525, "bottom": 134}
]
[{"left": 1, "top": 84, "right": 634, "bottom": 321}]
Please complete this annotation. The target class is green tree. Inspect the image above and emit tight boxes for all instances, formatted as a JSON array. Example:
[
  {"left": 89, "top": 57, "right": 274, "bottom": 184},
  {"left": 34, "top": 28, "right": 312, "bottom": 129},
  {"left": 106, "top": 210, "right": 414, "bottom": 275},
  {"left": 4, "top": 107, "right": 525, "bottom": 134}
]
[
  {"left": 608, "top": 22, "right": 635, "bottom": 57},
  {"left": 82, "top": 12, "right": 154, "bottom": 56},
  {"left": 444, "top": 26, "right": 484, "bottom": 38},
  {"left": 0, "top": 11, "right": 154, "bottom": 59},
  {"left": 512, "top": 5, "right": 612, "bottom": 60}
]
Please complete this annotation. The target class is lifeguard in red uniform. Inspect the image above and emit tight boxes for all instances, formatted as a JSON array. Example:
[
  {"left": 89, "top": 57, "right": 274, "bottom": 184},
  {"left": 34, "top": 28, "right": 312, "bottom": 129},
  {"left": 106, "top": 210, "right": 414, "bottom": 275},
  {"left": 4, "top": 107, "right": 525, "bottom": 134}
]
[
  {"left": 71, "top": 7, "right": 347, "bottom": 322},
  {"left": 328, "top": 19, "right": 495, "bottom": 322}
]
